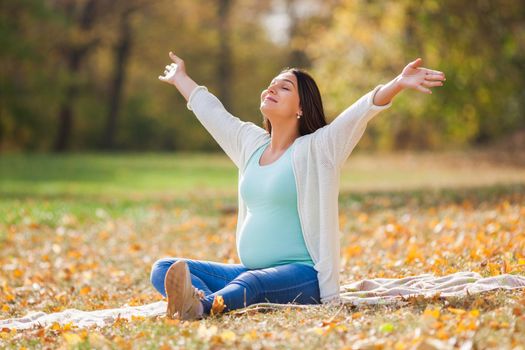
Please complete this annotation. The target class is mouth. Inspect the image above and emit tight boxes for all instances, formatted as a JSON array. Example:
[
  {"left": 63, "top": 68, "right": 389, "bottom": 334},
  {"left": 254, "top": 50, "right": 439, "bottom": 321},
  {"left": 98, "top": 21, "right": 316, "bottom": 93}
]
[{"left": 264, "top": 96, "right": 278, "bottom": 103}]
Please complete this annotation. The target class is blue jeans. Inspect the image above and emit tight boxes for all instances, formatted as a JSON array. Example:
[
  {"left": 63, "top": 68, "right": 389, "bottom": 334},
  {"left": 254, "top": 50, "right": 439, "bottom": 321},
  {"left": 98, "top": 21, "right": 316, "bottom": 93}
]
[{"left": 150, "top": 258, "right": 321, "bottom": 315}]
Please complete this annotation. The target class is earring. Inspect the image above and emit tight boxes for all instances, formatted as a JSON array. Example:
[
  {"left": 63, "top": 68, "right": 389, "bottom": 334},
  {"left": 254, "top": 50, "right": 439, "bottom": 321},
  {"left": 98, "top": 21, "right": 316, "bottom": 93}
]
[{"left": 297, "top": 114, "right": 301, "bottom": 119}]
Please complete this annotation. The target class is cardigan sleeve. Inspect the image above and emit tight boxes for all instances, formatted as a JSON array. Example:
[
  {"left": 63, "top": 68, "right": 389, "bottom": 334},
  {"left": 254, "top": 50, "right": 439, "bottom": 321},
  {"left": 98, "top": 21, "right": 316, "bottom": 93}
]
[
  {"left": 316, "top": 84, "right": 392, "bottom": 168},
  {"left": 187, "top": 86, "right": 268, "bottom": 169}
]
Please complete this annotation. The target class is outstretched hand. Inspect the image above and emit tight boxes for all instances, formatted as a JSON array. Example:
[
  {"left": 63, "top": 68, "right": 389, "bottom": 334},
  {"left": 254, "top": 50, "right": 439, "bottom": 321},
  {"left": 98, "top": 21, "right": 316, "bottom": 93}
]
[
  {"left": 158, "top": 52, "right": 187, "bottom": 85},
  {"left": 397, "top": 58, "right": 446, "bottom": 94}
]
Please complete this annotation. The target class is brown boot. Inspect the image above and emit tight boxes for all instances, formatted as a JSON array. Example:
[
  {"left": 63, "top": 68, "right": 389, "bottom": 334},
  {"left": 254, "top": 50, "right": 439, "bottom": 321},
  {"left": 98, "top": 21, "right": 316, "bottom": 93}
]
[{"left": 164, "top": 260, "right": 205, "bottom": 320}]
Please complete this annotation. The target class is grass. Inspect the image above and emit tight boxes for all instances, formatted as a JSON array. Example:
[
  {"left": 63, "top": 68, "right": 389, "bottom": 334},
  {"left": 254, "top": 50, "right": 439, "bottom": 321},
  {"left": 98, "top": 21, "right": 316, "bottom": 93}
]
[{"left": 0, "top": 150, "right": 524, "bottom": 349}]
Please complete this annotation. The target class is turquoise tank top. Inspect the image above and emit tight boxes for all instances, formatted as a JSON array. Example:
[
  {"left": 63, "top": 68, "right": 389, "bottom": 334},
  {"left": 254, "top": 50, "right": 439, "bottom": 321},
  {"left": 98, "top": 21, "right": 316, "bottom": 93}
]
[{"left": 238, "top": 140, "right": 314, "bottom": 269}]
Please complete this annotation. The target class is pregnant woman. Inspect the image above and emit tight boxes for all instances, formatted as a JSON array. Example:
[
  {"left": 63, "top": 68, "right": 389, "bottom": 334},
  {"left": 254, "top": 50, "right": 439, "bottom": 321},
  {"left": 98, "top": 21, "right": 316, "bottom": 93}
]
[{"left": 153, "top": 52, "right": 445, "bottom": 320}]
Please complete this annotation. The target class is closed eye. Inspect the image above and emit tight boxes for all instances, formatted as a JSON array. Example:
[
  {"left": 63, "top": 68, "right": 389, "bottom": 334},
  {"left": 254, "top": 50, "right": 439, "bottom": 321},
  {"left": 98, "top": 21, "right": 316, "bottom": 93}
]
[{"left": 268, "top": 80, "right": 292, "bottom": 90}]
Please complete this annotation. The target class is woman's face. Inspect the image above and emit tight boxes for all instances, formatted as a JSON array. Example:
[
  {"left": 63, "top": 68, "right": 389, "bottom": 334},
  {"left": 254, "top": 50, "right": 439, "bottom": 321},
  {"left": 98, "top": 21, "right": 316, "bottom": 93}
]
[{"left": 260, "top": 72, "right": 302, "bottom": 122}]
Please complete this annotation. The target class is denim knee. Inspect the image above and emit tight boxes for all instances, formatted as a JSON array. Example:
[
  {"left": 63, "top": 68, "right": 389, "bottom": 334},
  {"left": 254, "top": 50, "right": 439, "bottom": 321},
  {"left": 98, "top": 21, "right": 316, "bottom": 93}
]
[
  {"left": 150, "top": 257, "right": 180, "bottom": 297},
  {"left": 231, "top": 270, "right": 263, "bottom": 299}
]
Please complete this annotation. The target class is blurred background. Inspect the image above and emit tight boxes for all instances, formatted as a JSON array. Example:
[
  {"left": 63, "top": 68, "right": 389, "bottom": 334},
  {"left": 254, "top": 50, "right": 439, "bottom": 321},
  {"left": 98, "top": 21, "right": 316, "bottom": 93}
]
[
  {"left": 2, "top": 3, "right": 525, "bottom": 343},
  {"left": 1, "top": 0, "right": 524, "bottom": 153}
]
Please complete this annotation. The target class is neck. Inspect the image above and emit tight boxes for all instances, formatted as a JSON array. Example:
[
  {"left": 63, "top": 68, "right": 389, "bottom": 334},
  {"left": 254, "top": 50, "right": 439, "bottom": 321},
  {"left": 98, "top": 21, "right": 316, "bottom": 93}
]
[{"left": 268, "top": 120, "right": 300, "bottom": 152}]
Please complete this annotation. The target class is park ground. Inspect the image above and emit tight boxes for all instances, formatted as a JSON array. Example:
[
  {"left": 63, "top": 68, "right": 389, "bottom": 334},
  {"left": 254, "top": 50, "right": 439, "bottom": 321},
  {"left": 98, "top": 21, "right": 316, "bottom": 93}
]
[{"left": 0, "top": 148, "right": 524, "bottom": 349}]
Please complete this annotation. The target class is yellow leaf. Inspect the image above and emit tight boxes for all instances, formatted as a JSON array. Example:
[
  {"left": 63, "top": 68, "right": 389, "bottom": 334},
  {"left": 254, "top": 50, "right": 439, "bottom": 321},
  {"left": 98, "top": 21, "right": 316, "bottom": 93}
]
[
  {"left": 488, "top": 262, "right": 500, "bottom": 275},
  {"left": 98, "top": 230, "right": 110, "bottom": 240},
  {"left": 210, "top": 295, "right": 226, "bottom": 316},
  {"left": 335, "top": 324, "right": 348, "bottom": 332},
  {"left": 406, "top": 244, "right": 423, "bottom": 263},
  {"left": 310, "top": 327, "right": 325, "bottom": 335},
  {"left": 220, "top": 330, "right": 236, "bottom": 342},
  {"left": 163, "top": 318, "right": 180, "bottom": 326},
  {"left": 358, "top": 213, "right": 368, "bottom": 223},
  {"left": 351, "top": 312, "right": 363, "bottom": 319},
  {"left": 79, "top": 286, "right": 91, "bottom": 295},
  {"left": 447, "top": 307, "right": 466, "bottom": 315},
  {"left": 1, "top": 304, "right": 10, "bottom": 312},
  {"left": 436, "top": 329, "right": 449, "bottom": 340},
  {"left": 67, "top": 250, "right": 82, "bottom": 259},
  {"left": 135, "top": 331, "right": 146, "bottom": 338},
  {"left": 518, "top": 258, "right": 525, "bottom": 266},
  {"left": 469, "top": 309, "right": 480, "bottom": 317},
  {"left": 129, "top": 243, "right": 142, "bottom": 252},
  {"left": 423, "top": 307, "right": 440, "bottom": 319},
  {"left": 113, "top": 335, "right": 132, "bottom": 349},
  {"left": 394, "top": 341, "right": 407, "bottom": 350},
  {"left": 242, "top": 330, "right": 258, "bottom": 341},
  {"left": 88, "top": 332, "right": 111, "bottom": 347},
  {"left": 456, "top": 319, "right": 478, "bottom": 333},
  {"left": 379, "top": 322, "right": 394, "bottom": 333},
  {"left": 344, "top": 245, "right": 363, "bottom": 258},
  {"left": 63, "top": 332, "right": 82, "bottom": 345},
  {"left": 433, "top": 321, "right": 444, "bottom": 329}
]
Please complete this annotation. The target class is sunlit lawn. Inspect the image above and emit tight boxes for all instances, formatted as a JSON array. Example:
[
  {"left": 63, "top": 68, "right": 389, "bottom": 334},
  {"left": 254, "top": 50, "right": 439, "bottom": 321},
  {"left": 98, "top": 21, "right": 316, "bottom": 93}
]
[{"left": 0, "top": 150, "right": 524, "bottom": 349}]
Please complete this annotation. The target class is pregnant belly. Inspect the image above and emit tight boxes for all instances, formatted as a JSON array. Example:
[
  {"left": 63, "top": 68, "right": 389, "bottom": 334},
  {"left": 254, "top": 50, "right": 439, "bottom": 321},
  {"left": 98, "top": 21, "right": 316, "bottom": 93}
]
[{"left": 238, "top": 211, "right": 312, "bottom": 269}]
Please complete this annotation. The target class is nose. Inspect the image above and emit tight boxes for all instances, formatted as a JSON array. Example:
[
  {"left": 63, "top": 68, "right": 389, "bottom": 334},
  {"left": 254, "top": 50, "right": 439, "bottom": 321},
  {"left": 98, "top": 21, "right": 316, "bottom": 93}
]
[
  {"left": 262, "top": 85, "right": 275, "bottom": 100},
  {"left": 264, "top": 87, "right": 274, "bottom": 97}
]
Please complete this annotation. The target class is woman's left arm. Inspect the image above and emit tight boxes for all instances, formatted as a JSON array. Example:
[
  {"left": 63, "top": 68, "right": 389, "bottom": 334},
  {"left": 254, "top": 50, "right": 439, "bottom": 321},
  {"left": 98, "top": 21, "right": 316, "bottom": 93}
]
[
  {"left": 317, "top": 57, "right": 446, "bottom": 168},
  {"left": 374, "top": 57, "right": 446, "bottom": 106}
]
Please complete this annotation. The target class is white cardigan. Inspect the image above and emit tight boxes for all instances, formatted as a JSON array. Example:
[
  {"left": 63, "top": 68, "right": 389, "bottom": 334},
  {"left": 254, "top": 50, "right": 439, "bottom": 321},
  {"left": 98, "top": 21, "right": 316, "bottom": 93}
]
[{"left": 187, "top": 84, "right": 392, "bottom": 303}]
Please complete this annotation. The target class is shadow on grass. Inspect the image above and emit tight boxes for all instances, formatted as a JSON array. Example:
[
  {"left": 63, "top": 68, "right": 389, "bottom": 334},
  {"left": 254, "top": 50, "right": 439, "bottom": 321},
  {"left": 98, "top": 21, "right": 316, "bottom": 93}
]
[
  {"left": 339, "top": 182, "right": 525, "bottom": 213},
  {"left": 1, "top": 182, "right": 523, "bottom": 216},
  {"left": 344, "top": 288, "right": 523, "bottom": 315}
]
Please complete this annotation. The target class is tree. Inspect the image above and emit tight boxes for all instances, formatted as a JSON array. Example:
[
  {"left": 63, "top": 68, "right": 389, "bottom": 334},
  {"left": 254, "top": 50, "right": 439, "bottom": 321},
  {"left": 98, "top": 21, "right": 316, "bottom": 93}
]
[
  {"left": 52, "top": 0, "right": 101, "bottom": 152},
  {"left": 305, "top": 0, "right": 525, "bottom": 150},
  {"left": 216, "top": 0, "right": 233, "bottom": 110},
  {"left": 102, "top": 1, "right": 149, "bottom": 150}
]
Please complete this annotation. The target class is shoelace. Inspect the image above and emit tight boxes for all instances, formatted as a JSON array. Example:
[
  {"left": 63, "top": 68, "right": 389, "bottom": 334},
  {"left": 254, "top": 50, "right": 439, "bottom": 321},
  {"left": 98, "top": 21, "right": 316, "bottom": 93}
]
[
  {"left": 193, "top": 287, "right": 205, "bottom": 301},
  {"left": 180, "top": 287, "right": 205, "bottom": 318}
]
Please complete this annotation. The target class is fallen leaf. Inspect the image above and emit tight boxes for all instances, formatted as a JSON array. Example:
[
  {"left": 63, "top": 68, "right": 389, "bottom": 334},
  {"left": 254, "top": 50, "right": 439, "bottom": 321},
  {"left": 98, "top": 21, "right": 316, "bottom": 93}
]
[{"left": 210, "top": 295, "right": 226, "bottom": 316}]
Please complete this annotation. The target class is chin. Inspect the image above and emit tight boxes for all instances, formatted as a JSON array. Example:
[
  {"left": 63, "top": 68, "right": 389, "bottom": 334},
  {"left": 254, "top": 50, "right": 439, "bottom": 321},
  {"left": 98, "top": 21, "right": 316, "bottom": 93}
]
[{"left": 260, "top": 103, "right": 276, "bottom": 112}]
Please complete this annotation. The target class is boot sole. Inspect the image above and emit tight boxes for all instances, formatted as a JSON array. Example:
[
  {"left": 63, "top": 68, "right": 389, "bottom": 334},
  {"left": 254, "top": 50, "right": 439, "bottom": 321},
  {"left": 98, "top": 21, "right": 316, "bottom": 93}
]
[{"left": 164, "top": 260, "right": 188, "bottom": 319}]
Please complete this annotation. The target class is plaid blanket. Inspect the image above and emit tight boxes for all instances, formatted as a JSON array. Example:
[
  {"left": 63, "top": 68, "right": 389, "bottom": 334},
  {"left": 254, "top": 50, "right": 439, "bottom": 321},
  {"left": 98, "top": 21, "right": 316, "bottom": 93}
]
[{"left": 1, "top": 271, "right": 523, "bottom": 330}]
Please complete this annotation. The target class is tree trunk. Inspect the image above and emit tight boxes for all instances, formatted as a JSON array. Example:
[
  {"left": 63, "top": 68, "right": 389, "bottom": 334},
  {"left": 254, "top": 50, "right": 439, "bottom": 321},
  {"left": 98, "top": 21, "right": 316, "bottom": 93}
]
[
  {"left": 54, "top": 50, "right": 82, "bottom": 152},
  {"left": 53, "top": 0, "right": 98, "bottom": 152},
  {"left": 285, "top": 0, "right": 310, "bottom": 68},
  {"left": 217, "top": 0, "right": 233, "bottom": 110},
  {"left": 102, "top": 9, "right": 133, "bottom": 150}
]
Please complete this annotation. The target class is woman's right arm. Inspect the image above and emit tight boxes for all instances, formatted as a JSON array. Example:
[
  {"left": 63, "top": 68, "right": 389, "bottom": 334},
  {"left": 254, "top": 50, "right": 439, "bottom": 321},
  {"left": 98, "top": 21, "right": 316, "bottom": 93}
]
[
  {"left": 158, "top": 51, "right": 268, "bottom": 169},
  {"left": 158, "top": 52, "right": 197, "bottom": 101}
]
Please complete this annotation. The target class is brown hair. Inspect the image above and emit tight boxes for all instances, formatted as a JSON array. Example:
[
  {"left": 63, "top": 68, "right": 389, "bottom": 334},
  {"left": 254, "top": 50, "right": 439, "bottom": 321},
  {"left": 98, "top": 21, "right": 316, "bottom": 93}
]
[{"left": 263, "top": 68, "right": 327, "bottom": 136}]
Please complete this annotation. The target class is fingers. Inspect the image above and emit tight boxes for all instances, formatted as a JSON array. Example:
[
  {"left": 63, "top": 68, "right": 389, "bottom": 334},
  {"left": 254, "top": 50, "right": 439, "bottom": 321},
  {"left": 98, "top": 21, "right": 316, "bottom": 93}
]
[
  {"left": 422, "top": 80, "right": 443, "bottom": 88},
  {"left": 169, "top": 51, "right": 181, "bottom": 63},
  {"left": 409, "top": 57, "right": 423, "bottom": 68},
  {"left": 415, "top": 85, "right": 432, "bottom": 94},
  {"left": 425, "top": 73, "right": 445, "bottom": 80},
  {"left": 162, "top": 63, "right": 177, "bottom": 75},
  {"left": 424, "top": 69, "right": 446, "bottom": 81}
]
